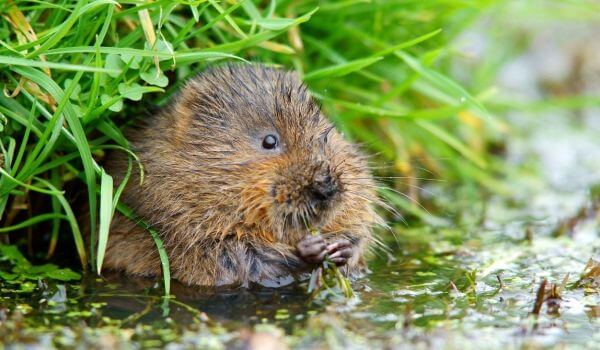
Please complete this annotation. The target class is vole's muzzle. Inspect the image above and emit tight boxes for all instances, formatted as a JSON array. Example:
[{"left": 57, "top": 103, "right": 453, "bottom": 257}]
[{"left": 310, "top": 169, "right": 338, "bottom": 202}]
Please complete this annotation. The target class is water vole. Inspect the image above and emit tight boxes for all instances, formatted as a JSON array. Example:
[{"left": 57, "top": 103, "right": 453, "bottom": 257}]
[{"left": 103, "top": 64, "right": 381, "bottom": 287}]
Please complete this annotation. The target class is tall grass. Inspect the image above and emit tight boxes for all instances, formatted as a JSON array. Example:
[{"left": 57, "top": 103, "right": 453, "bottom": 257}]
[{"left": 1, "top": 0, "right": 526, "bottom": 293}]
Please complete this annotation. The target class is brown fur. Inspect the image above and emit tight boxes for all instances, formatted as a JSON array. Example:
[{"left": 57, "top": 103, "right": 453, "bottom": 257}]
[{"left": 103, "top": 64, "right": 381, "bottom": 287}]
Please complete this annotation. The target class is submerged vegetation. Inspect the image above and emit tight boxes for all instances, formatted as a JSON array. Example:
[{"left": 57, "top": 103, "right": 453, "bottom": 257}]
[{"left": 0, "top": 0, "right": 599, "bottom": 348}]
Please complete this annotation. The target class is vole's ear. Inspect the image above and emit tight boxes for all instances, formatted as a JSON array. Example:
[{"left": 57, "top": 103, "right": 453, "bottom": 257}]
[{"left": 320, "top": 125, "right": 335, "bottom": 145}]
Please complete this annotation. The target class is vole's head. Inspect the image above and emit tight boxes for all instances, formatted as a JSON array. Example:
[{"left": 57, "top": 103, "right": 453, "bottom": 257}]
[{"left": 160, "top": 64, "right": 375, "bottom": 243}]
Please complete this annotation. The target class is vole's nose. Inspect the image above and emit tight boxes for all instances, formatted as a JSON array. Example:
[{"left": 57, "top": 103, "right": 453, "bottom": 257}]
[{"left": 311, "top": 173, "right": 337, "bottom": 201}]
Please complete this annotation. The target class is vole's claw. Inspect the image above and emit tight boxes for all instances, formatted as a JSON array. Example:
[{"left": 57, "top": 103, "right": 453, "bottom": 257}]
[
  {"left": 297, "top": 236, "right": 354, "bottom": 266},
  {"left": 326, "top": 239, "right": 353, "bottom": 266},
  {"left": 330, "top": 256, "right": 348, "bottom": 266},
  {"left": 296, "top": 235, "right": 327, "bottom": 264},
  {"left": 326, "top": 239, "right": 352, "bottom": 254}
]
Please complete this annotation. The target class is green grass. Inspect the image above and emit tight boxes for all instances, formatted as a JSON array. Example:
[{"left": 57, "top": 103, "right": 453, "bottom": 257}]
[{"left": 2, "top": 0, "right": 598, "bottom": 295}]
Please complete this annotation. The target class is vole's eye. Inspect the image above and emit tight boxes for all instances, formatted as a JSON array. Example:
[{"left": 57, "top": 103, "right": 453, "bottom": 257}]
[{"left": 262, "top": 134, "right": 278, "bottom": 150}]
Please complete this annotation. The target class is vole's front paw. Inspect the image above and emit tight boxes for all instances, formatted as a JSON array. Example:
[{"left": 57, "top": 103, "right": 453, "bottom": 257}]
[
  {"left": 296, "top": 235, "right": 327, "bottom": 264},
  {"left": 326, "top": 239, "right": 353, "bottom": 266}
]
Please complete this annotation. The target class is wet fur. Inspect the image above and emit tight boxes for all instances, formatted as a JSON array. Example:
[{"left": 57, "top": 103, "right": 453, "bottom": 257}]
[{"left": 104, "top": 64, "right": 382, "bottom": 287}]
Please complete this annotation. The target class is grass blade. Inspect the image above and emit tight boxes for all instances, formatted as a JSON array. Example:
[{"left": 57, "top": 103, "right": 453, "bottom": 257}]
[
  {"left": 304, "top": 56, "right": 383, "bottom": 81},
  {"left": 0, "top": 167, "right": 63, "bottom": 196},
  {"left": 117, "top": 203, "right": 171, "bottom": 296},
  {"left": 0, "top": 213, "right": 68, "bottom": 233},
  {"left": 415, "top": 119, "right": 487, "bottom": 168},
  {"left": 96, "top": 168, "right": 113, "bottom": 274},
  {"left": 0, "top": 55, "right": 119, "bottom": 73}
]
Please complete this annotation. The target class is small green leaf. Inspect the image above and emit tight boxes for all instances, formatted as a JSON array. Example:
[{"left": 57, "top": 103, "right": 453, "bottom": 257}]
[
  {"left": 118, "top": 83, "right": 144, "bottom": 101},
  {"left": 117, "top": 83, "right": 163, "bottom": 101},
  {"left": 141, "top": 67, "right": 169, "bottom": 87},
  {"left": 145, "top": 39, "right": 175, "bottom": 61},
  {"left": 255, "top": 17, "right": 296, "bottom": 30},
  {"left": 19, "top": 283, "right": 36, "bottom": 293},
  {"left": 46, "top": 268, "right": 82, "bottom": 281},
  {"left": 0, "top": 271, "right": 17, "bottom": 281},
  {"left": 104, "top": 53, "right": 123, "bottom": 78},
  {"left": 72, "top": 104, "right": 83, "bottom": 118},
  {"left": 63, "top": 79, "right": 81, "bottom": 100},
  {"left": 26, "top": 263, "right": 60, "bottom": 275},
  {"left": 66, "top": 310, "right": 93, "bottom": 318},
  {"left": 101, "top": 94, "right": 123, "bottom": 112},
  {"left": 119, "top": 53, "right": 143, "bottom": 69},
  {"left": 0, "top": 245, "right": 30, "bottom": 267}
]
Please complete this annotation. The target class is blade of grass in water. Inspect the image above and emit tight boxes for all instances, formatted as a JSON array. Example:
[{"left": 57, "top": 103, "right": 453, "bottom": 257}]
[
  {"left": 116, "top": 202, "right": 171, "bottom": 297},
  {"left": 97, "top": 149, "right": 135, "bottom": 273},
  {"left": 96, "top": 169, "right": 113, "bottom": 274},
  {"left": 47, "top": 169, "right": 62, "bottom": 258}
]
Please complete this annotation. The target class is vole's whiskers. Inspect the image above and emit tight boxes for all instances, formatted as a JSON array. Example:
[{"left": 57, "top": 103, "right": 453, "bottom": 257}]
[
  {"left": 342, "top": 188, "right": 401, "bottom": 220},
  {"left": 349, "top": 175, "right": 444, "bottom": 182}
]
